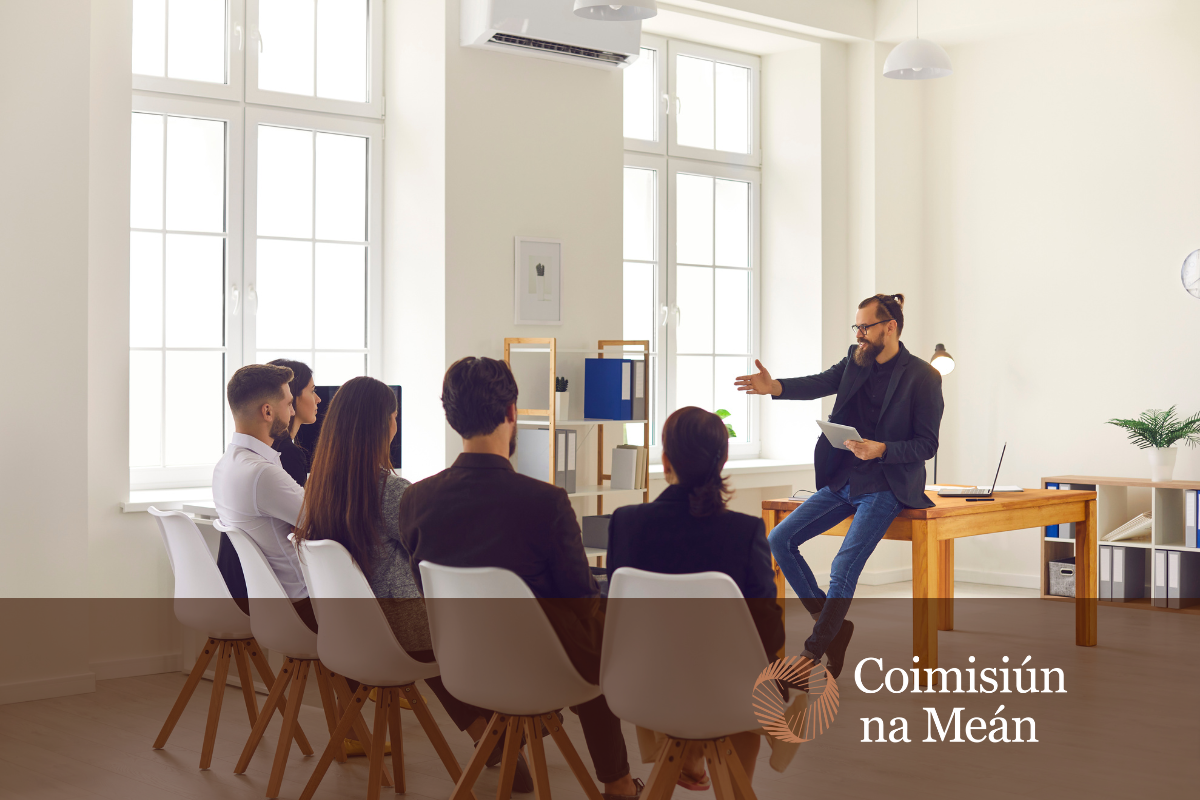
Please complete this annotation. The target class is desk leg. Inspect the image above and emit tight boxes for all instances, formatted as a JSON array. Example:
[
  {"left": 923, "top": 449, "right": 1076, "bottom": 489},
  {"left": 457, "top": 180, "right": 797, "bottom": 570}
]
[
  {"left": 938, "top": 539, "right": 954, "bottom": 631},
  {"left": 1076, "top": 498, "right": 1098, "bottom": 647},
  {"left": 912, "top": 520, "right": 939, "bottom": 687}
]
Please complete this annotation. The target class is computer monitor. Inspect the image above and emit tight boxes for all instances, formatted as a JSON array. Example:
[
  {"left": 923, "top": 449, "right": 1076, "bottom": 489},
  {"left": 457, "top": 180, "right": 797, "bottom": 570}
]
[{"left": 293, "top": 384, "right": 402, "bottom": 469}]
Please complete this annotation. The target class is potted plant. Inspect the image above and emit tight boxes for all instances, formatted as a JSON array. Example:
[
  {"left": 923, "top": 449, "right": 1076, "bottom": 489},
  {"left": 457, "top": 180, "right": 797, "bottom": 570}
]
[
  {"left": 1105, "top": 406, "right": 1200, "bottom": 482},
  {"left": 716, "top": 408, "right": 736, "bottom": 438},
  {"left": 555, "top": 376, "right": 569, "bottom": 420}
]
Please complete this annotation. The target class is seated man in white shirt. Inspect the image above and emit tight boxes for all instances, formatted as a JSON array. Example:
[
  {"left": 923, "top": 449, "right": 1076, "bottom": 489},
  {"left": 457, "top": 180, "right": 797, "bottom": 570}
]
[{"left": 213, "top": 363, "right": 312, "bottom": 625}]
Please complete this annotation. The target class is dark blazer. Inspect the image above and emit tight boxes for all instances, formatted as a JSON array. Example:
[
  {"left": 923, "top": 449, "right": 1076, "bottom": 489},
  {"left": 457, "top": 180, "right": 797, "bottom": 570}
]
[
  {"left": 398, "top": 452, "right": 605, "bottom": 682},
  {"left": 776, "top": 342, "right": 943, "bottom": 509},
  {"left": 607, "top": 485, "right": 785, "bottom": 660},
  {"left": 272, "top": 434, "right": 309, "bottom": 487}
]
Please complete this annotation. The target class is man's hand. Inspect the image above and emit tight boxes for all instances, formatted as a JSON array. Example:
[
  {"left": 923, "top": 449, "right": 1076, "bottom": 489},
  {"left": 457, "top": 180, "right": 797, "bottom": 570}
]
[
  {"left": 734, "top": 359, "right": 782, "bottom": 396},
  {"left": 845, "top": 439, "right": 887, "bottom": 461}
]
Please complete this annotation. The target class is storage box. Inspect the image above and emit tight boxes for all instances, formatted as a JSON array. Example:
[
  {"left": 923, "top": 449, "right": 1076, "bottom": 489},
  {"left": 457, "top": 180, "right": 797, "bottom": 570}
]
[{"left": 1049, "top": 557, "right": 1075, "bottom": 598}]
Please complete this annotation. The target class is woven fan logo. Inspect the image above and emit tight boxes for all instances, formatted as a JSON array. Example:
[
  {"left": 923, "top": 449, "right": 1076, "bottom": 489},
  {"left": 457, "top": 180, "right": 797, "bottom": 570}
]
[{"left": 751, "top": 657, "right": 840, "bottom": 743}]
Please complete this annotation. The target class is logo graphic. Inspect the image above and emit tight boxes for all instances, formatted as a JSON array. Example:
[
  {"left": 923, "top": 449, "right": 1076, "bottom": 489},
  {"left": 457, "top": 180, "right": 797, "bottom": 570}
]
[{"left": 751, "top": 656, "right": 840, "bottom": 743}]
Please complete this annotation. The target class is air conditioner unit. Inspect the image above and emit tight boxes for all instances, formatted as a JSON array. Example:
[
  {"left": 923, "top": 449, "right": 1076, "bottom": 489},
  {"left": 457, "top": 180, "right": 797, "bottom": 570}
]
[{"left": 462, "top": 0, "right": 642, "bottom": 70}]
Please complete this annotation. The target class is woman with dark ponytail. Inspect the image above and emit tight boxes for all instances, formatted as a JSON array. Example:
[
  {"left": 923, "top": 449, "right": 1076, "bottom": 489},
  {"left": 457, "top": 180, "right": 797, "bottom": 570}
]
[{"left": 606, "top": 406, "right": 784, "bottom": 791}]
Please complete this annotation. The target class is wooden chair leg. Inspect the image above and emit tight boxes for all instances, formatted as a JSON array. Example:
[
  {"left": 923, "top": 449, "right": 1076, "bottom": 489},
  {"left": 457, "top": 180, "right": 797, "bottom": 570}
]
[
  {"left": 703, "top": 741, "right": 735, "bottom": 800},
  {"left": 267, "top": 659, "right": 311, "bottom": 798},
  {"left": 235, "top": 654, "right": 296, "bottom": 773},
  {"left": 544, "top": 710, "right": 605, "bottom": 800},
  {"left": 718, "top": 737, "right": 757, "bottom": 800},
  {"left": 523, "top": 716, "right": 552, "bottom": 800},
  {"left": 314, "top": 663, "right": 347, "bottom": 763},
  {"left": 200, "top": 640, "right": 234, "bottom": 770},
  {"left": 643, "top": 737, "right": 686, "bottom": 800},
  {"left": 246, "top": 641, "right": 314, "bottom": 755},
  {"left": 401, "top": 683, "right": 467, "bottom": 786},
  {"left": 495, "top": 715, "right": 523, "bottom": 800},
  {"left": 449, "top": 712, "right": 506, "bottom": 800},
  {"left": 366, "top": 687, "right": 391, "bottom": 800},
  {"left": 387, "top": 689, "right": 405, "bottom": 794},
  {"left": 231, "top": 641, "right": 260, "bottom": 725},
  {"left": 299, "top": 685, "right": 372, "bottom": 800},
  {"left": 154, "top": 637, "right": 219, "bottom": 749},
  {"left": 641, "top": 737, "right": 684, "bottom": 800},
  {"left": 330, "top": 674, "right": 394, "bottom": 787}
]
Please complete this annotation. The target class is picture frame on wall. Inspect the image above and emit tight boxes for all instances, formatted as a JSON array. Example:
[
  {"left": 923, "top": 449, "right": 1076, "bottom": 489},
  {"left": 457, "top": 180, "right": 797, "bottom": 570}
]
[{"left": 514, "top": 236, "right": 563, "bottom": 325}]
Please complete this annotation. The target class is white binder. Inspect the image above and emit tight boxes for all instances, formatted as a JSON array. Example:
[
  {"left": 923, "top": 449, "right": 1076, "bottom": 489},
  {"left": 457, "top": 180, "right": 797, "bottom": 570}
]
[
  {"left": 1153, "top": 549, "right": 1168, "bottom": 607},
  {"left": 1099, "top": 545, "right": 1112, "bottom": 601}
]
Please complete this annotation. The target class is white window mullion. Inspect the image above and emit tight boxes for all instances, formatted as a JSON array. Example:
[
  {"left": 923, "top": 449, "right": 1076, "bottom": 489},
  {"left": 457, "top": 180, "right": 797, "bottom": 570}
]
[{"left": 133, "top": 0, "right": 246, "bottom": 101}]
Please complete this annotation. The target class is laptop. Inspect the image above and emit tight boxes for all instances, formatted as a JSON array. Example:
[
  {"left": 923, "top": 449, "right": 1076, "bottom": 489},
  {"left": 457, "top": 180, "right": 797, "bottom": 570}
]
[{"left": 938, "top": 444, "right": 1007, "bottom": 498}]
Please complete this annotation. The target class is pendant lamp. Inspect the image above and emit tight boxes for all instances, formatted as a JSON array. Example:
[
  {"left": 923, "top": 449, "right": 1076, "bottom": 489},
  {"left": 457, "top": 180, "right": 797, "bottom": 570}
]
[
  {"left": 883, "top": 0, "right": 952, "bottom": 80},
  {"left": 573, "top": 0, "right": 657, "bottom": 21}
]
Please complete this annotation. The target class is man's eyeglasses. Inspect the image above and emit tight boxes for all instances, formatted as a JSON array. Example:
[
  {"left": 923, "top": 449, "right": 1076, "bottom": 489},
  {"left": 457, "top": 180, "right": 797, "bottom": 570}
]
[{"left": 851, "top": 319, "right": 893, "bottom": 335}]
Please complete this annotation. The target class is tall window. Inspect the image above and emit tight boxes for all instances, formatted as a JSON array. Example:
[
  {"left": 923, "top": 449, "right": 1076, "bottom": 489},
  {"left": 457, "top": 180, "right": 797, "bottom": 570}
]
[
  {"left": 623, "top": 36, "right": 761, "bottom": 457},
  {"left": 130, "top": 0, "right": 382, "bottom": 490}
]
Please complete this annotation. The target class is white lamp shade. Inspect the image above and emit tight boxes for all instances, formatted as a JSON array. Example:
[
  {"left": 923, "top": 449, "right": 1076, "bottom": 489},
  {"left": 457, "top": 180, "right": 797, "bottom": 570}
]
[
  {"left": 882, "top": 38, "right": 952, "bottom": 80},
  {"left": 573, "top": 0, "right": 657, "bottom": 21}
]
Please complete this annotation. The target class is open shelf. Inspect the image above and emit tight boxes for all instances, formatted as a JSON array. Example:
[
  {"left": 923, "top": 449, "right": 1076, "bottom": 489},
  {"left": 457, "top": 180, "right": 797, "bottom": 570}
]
[
  {"left": 1041, "top": 475, "right": 1200, "bottom": 616},
  {"left": 567, "top": 484, "right": 647, "bottom": 498}
]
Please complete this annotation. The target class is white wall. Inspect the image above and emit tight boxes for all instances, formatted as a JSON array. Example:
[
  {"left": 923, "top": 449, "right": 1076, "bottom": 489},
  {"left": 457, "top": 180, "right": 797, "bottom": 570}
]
[{"left": 921, "top": 3, "right": 1200, "bottom": 581}]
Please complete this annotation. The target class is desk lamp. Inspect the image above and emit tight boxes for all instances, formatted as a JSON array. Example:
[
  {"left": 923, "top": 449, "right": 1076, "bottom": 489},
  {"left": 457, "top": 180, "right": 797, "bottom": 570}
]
[{"left": 929, "top": 344, "right": 955, "bottom": 482}]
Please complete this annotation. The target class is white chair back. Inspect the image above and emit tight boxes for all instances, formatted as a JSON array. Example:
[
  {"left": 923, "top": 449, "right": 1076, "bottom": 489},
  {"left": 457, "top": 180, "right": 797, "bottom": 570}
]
[
  {"left": 419, "top": 561, "right": 602, "bottom": 715},
  {"left": 149, "top": 507, "right": 252, "bottom": 640},
  {"left": 297, "top": 537, "right": 438, "bottom": 687},
  {"left": 217, "top": 522, "right": 319, "bottom": 660},
  {"left": 601, "top": 567, "right": 768, "bottom": 740}
]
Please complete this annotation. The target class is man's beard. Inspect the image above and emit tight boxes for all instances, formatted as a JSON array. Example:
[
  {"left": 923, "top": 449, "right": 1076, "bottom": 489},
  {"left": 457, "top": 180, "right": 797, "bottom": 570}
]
[
  {"left": 509, "top": 425, "right": 517, "bottom": 458},
  {"left": 854, "top": 338, "right": 882, "bottom": 367},
  {"left": 269, "top": 414, "right": 290, "bottom": 441}
]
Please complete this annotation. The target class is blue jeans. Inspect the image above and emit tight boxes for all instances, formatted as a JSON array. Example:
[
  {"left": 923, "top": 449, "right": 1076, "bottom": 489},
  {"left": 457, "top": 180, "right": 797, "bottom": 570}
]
[{"left": 768, "top": 485, "right": 902, "bottom": 660}]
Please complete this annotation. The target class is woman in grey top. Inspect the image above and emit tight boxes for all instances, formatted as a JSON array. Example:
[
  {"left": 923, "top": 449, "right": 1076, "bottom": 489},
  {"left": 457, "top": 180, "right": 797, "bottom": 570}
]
[{"left": 294, "top": 376, "right": 489, "bottom": 737}]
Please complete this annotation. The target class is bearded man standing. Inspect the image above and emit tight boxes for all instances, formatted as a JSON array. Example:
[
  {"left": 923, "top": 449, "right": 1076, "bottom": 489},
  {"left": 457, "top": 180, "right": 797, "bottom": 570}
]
[{"left": 734, "top": 293, "right": 943, "bottom": 680}]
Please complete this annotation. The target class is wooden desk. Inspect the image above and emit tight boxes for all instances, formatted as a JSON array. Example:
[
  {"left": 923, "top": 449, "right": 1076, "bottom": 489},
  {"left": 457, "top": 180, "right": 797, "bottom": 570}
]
[{"left": 762, "top": 489, "right": 1098, "bottom": 684}]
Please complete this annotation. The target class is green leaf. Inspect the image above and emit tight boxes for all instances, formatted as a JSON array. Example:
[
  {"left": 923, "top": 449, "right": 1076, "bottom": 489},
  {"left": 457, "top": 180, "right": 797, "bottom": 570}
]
[
  {"left": 1105, "top": 406, "right": 1200, "bottom": 449},
  {"left": 725, "top": 423, "right": 737, "bottom": 438},
  {"left": 715, "top": 408, "right": 731, "bottom": 420}
]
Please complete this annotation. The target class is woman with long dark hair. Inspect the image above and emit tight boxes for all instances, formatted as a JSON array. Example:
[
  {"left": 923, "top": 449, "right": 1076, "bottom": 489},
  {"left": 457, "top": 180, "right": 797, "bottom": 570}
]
[
  {"left": 267, "top": 358, "right": 319, "bottom": 486},
  {"left": 294, "top": 377, "right": 504, "bottom": 768},
  {"left": 606, "top": 406, "right": 785, "bottom": 790}
]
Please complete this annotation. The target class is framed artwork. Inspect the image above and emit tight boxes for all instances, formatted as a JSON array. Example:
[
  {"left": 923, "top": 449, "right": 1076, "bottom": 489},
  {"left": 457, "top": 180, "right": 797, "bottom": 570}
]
[{"left": 514, "top": 236, "right": 562, "bottom": 325}]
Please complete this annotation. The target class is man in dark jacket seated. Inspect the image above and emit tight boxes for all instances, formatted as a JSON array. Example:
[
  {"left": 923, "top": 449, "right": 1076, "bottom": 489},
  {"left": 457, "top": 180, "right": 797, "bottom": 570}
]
[
  {"left": 735, "top": 292, "right": 944, "bottom": 679},
  {"left": 398, "top": 357, "right": 642, "bottom": 800}
]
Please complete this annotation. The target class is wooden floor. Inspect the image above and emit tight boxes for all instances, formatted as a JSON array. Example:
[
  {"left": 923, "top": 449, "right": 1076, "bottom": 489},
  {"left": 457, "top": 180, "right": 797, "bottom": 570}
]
[{"left": 2, "top": 586, "right": 1197, "bottom": 800}]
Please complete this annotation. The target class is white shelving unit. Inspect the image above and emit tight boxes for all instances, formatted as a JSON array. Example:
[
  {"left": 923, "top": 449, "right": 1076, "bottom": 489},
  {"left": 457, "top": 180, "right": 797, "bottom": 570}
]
[
  {"left": 504, "top": 337, "right": 654, "bottom": 512},
  {"left": 1041, "top": 475, "right": 1200, "bottom": 615}
]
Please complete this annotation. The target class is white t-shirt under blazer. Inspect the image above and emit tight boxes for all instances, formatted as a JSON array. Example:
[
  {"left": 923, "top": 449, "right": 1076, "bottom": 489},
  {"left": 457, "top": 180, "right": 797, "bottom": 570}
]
[{"left": 213, "top": 432, "right": 308, "bottom": 599}]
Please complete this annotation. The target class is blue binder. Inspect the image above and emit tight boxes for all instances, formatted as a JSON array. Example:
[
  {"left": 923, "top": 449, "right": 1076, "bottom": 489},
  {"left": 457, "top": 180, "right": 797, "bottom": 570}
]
[
  {"left": 1045, "top": 483, "right": 1059, "bottom": 537},
  {"left": 584, "top": 358, "right": 633, "bottom": 420}
]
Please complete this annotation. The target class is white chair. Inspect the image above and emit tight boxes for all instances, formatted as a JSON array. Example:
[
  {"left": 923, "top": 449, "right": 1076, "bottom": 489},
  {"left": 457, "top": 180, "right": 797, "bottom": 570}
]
[
  {"left": 600, "top": 567, "right": 769, "bottom": 800},
  {"left": 219, "top": 522, "right": 371, "bottom": 797},
  {"left": 148, "top": 508, "right": 310, "bottom": 770},
  {"left": 295, "top": 538, "right": 469, "bottom": 800},
  {"left": 419, "top": 561, "right": 606, "bottom": 800}
]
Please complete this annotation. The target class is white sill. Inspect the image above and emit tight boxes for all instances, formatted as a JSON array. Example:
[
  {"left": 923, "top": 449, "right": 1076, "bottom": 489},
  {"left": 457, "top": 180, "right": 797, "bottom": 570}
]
[
  {"left": 122, "top": 487, "right": 213, "bottom": 513},
  {"left": 648, "top": 458, "right": 813, "bottom": 478}
]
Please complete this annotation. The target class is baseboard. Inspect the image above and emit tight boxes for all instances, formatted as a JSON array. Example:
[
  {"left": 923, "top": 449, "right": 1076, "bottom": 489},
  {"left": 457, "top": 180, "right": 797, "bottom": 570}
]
[
  {"left": 0, "top": 672, "right": 96, "bottom": 706},
  {"left": 90, "top": 652, "right": 183, "bottom": 681},
  {"left": 953, "top": 569, "right": 1040, "bottom": 590},
  {"left": 813, "top": 568, "right": 1039, "bottom": 590}
]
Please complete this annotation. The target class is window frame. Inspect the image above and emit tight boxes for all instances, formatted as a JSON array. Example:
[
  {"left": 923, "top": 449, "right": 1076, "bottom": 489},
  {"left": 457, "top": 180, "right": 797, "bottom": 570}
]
[
  {"left": 245, "top": 0, "right": 386, "bottom": 119},
  {"left": 129, "top": 94, "right": 245, "bottom": 491},
  {"left": 666, "top": 39, "right": 761, "bottom": 168},
  {"left": 623, "top": 34, "right": 667, "bottom": 156},
  {"left": 664, "top": 157, "right": 761, "bottom": 458},
  {"left": 132, "top": 0, "right": 247, "bottom": 102},
  {"left": 622, "top": 152, "right": 668, "bottom": 454},
  {"left": 242, "top": 105, "right": 384, "bottom": 380}
]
